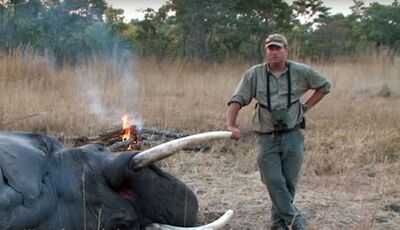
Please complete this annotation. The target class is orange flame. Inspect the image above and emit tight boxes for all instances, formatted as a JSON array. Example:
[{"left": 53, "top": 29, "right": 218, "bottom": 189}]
[{"left": 121, "top": 115, "right": 132, "bottom": 141}]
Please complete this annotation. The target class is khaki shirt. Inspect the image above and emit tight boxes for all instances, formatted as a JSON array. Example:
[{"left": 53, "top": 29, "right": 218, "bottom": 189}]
[{"left": 229, "top": 60, "right": 331, "bottom": 133}]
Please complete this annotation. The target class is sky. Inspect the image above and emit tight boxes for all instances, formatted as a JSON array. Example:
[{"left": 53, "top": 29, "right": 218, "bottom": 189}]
[
  {"left": 106, "top": 0, "right": 395, "bottom": 21},
  {"left": 106, "top": 0, "right": 167, "bottom": 21}
]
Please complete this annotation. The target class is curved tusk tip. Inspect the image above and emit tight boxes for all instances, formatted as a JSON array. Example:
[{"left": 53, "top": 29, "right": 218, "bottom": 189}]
[
  {"left": 226, "top": 209, "right": 234, "bottom": 215},
  {"left": 148, "top": 209, "right": 234, "bottom": 229}
]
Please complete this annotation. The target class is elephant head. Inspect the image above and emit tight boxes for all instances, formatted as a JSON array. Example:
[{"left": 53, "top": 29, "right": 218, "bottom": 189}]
[{"left": 0, "top": 131, "right": 232, "bottom": 230}]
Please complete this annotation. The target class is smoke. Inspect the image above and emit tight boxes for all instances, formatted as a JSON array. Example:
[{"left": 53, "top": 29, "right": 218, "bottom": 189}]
[
  {"left": 76, "top": 49, "right": 143, "bottom": 129},
  {"left": 85, "top": 77, "right": 107, "bottom": 120},
  {"left": 113, "top": 50, "right": 143, "bottom": 129}
]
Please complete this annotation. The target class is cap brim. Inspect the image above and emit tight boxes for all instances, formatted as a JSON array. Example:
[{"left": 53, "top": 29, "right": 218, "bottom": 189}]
[{"left": 266, "top": 42, "right": 285, "bottom": 47}]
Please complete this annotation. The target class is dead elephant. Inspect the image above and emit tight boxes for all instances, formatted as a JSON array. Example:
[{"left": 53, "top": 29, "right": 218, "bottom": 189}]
[{"left": 0, "top": 131, "right": 232, "bottom": 229}]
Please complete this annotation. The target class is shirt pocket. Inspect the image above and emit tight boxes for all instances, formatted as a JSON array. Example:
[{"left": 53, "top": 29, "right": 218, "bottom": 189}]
[
  {"left": 291, "top": 76, "right": 308, "bottom": 96},
  {"left": 256, "top": 84, "right": 268, "bottom": 108}
]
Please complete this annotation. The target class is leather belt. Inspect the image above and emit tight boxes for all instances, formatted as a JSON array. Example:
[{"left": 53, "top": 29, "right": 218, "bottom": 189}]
[{"left": 265, "top": 123, "right": 300, "bottom": 135}]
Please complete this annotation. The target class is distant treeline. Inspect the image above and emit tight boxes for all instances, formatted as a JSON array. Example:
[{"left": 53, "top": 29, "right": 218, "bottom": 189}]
[{"left": 1, "top": 0, "right": 399, "bottom": 66}]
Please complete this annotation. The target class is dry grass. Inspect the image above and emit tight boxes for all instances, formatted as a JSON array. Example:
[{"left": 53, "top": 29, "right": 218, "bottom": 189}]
[{"left": 1, "top": 50, "right": 399, "bottom": 229}]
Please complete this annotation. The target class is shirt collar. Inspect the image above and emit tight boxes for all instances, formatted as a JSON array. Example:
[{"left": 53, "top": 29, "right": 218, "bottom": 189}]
[{"left": 265, "top": 62, "right": 289, "bottom": 75}]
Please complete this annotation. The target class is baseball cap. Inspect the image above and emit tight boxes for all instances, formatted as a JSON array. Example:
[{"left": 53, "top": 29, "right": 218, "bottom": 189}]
[{"left": 265, "top": 34, "right": 288, "bottom": 48}]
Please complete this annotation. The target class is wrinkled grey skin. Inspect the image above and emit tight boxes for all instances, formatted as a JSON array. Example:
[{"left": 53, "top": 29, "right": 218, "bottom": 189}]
[{"left": 0, "top": 131, "right": 198, "bottom": 229}]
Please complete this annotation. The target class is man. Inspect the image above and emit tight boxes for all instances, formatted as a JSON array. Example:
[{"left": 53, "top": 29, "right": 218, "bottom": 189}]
[{"left": 226, "top": 34, "right": 331, "bottom": 230}]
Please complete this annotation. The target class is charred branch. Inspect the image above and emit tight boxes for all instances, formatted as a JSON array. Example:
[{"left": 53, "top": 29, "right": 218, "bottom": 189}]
[
  {"left": 139, "top": 128, "right": 190, "bottom": 139},
  {"left": 107, "top": 138, "right": 151, "bottom": 152}
]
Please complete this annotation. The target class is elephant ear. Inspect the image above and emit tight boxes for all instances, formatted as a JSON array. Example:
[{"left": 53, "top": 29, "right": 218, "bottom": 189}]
[{"left": 0, "top": 132, "right": 56, "bottom": 207}]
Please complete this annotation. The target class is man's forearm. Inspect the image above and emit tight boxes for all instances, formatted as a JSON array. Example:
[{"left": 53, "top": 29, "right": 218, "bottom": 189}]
[
  {"left": 304, "top": 90, "right": 327, "bottom": 111},
  {"left": 226, "top": 102, "right": 241, "bottom": 128}
]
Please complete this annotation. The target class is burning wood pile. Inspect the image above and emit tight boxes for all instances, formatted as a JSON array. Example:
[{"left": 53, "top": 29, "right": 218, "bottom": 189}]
[{"left": 71, "top": 115, "right": 211, "bottom": 153}]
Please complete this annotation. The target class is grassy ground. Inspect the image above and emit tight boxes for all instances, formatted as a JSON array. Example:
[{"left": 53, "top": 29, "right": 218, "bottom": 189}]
[{"left": 1, "top": 51, "right": 399, "bottom": 229}]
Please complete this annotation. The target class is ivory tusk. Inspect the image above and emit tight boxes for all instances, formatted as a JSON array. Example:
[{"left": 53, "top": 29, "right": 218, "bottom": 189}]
[
  {"left": 129, "top": 131, "right": 232, "bottom": 170},
  {"left": 148, "top": 209, "right": 234, "bottom": 230}
]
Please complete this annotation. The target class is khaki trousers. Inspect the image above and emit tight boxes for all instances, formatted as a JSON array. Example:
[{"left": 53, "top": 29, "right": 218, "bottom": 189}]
[{"left": 257, "top": 130, "right": 304, "bottom": 225}]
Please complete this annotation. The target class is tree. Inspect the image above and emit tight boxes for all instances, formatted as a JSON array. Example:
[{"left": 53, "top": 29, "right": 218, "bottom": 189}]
[
  {"left": 1, "top": 0, "right": 399, "bottom": 65},
  {"left": 362, "top": 1, "right": 400, "bottom": 61},
  {"left": 290, "top": 0, "right": 331, "bottom": 59},
  {"left": 163, "top": 0, "right": 293, "bottom": 62},
  {"left": 39, "top": 0, "right": 109, "bottom": 67},
  {"left": 292, "top": 0, "right": 330, "bottom": 26},
  {"left": 234, "top": 0, "right": 293, "bottom": 63},
  {"left": 305, "top": 14, "right": 355, "bottom": 61}
]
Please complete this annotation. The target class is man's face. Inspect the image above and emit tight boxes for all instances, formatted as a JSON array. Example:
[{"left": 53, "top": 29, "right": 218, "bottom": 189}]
[{"left": 266, "top": 45, "right": 287, "bottom": 64}]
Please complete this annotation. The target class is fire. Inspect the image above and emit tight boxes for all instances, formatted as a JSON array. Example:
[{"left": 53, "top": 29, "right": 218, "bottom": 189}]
[
  {"left": 121, "top": 114, "right": 141, "bottom": 151},
  {"left": 121, "top": 115, "right": 132, "bottom": 141}
]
